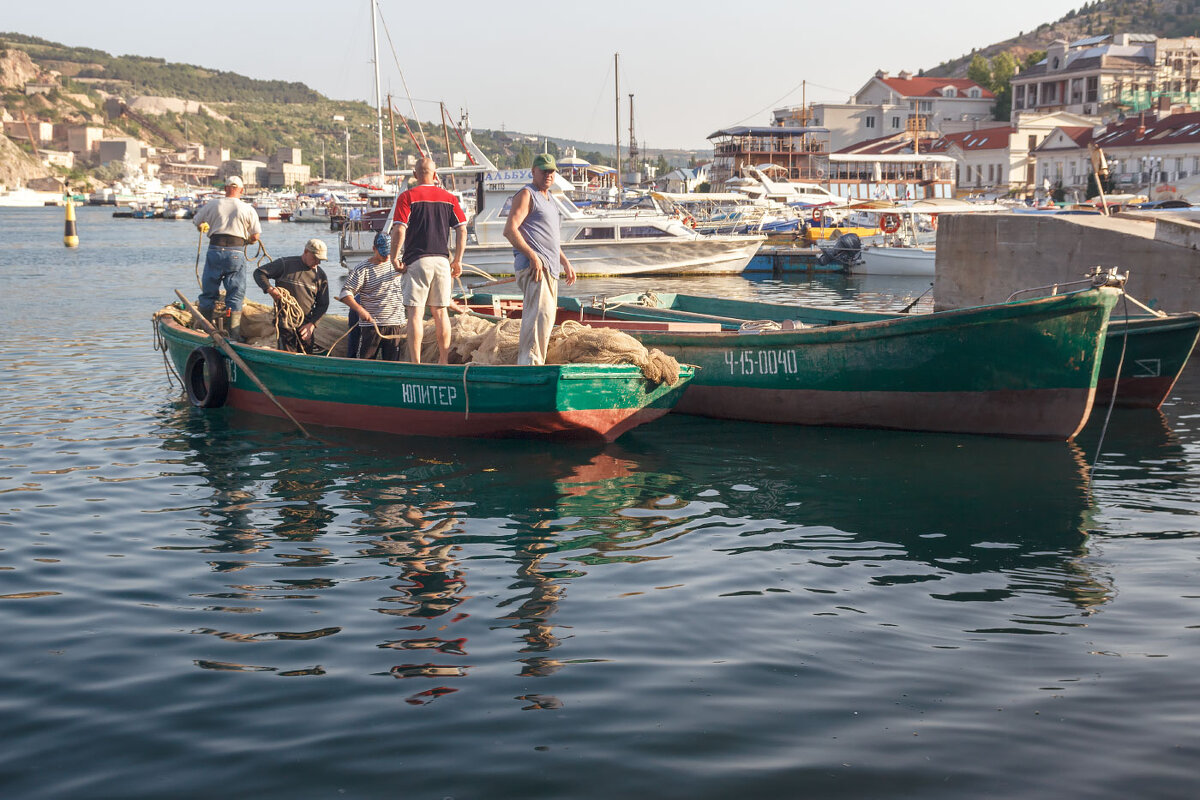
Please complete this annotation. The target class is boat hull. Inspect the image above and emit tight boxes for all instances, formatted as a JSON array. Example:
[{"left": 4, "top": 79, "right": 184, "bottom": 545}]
[
  {"left": 1097, "top": 314, "right": 1200, "bottom": 408},
  {"left": 632, "top": 291, "right": 1116, "bottom": 439},
  {"left": 586, "top": 293, "right": 1199, "bottom": 410},
  {"left": 475, "top": 289, "right": 1119, "bottom": 439},
  {"left": 465, "top": 236, "right": 763, "bottom": 276},
  {"left": 156, "top": 318, "right": 691, "bottom": 441},
  {"left": 852, "top": 245, "right": 936, "bottom": 276}
]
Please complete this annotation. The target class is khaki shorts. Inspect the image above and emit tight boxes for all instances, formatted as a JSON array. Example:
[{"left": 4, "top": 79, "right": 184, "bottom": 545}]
[{"left": 402, "top": 255, "right": 451, "bottom": 308}]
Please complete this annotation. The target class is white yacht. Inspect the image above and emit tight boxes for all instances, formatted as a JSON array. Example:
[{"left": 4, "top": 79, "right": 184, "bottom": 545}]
[
  {"left": 339, "top": 129, "right": 764, "bottom": 277},
  {"left": 0, "top": 185, "right": 64, "bottom": 207},
  {"left": 728, "top": 165, "right": 848, "bottom": 208},
  {"left": 463, "top": 170, "right": 765, "bottom": 276}
]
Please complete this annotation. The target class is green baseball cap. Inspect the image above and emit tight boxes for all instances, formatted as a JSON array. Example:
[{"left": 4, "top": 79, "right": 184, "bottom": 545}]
[{"left": 532, "top": 153, "right": 557, "bottom": 171}]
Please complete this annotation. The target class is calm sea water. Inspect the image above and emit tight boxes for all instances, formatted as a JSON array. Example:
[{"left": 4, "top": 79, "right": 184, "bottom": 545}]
[{"left": 2, "top": 207, "right": 1198, "bottom": 799}]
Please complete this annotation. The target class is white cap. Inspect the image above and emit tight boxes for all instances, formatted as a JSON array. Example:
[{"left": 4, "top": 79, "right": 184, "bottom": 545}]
[
  {"left": 226, "top": 175, "right": 243, "bottom": 188},
  {"left": 304, "top": 238, "right": 328, "bottom": 261}
]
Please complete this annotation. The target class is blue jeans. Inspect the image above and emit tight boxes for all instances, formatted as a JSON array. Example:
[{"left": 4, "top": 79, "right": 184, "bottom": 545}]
[{"left": 199, "top": 245, "right": 247, "bottom": 313}]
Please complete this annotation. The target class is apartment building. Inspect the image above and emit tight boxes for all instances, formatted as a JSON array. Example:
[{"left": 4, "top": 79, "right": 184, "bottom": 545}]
[{"left": 1012, "top": 33, "right": 1200, "bottom": 122}]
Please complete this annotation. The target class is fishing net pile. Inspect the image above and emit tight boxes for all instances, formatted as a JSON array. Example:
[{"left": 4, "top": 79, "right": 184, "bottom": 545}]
[
  {"left": 421, "top": 315, "right": 681, "bottom": 384},
  {"left": 156, "top": 298, "right": 681, "bottom": 384},
  {"left": 547, "top": 320, "right": 681, "bottom": 385}
]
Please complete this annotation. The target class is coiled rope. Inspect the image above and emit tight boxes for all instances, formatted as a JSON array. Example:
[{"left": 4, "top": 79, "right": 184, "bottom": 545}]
[{"left": 272, "top": 286, "right": 306, "bottom": 340}]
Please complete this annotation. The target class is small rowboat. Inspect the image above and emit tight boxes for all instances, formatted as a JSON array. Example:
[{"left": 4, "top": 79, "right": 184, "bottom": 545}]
[
  {"left": 469, "top": 287, "right": 1122, "bottom": 440},
  {"left": 154, "top": 314, "right": 693, "bottom": 442}
]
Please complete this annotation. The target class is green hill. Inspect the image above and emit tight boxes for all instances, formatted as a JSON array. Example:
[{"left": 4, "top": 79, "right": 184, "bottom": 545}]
[{"left": 0, "top": 33, "right": 632, "bottom": 185}]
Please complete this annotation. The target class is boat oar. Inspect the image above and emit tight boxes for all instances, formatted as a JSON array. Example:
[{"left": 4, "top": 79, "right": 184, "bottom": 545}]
[
  {"left": 174, "top": 289, "right": 313, "bottom": 440},
  {"left": 466, "top": 275, "right": 517, "bottom": 292},
  {"left": 899, "top": 283, "right": 933, "bottom": 314}
]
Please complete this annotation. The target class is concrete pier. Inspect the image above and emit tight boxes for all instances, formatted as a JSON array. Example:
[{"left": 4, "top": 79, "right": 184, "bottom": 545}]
[
  {"left": 935, "top": 212, "right": 1200, "bottom": 312},
  {"left": 744, "top": 243, "right": 842, "bottom": 274}
]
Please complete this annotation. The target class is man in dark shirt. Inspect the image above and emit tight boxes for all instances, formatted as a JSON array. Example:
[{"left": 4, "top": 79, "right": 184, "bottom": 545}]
[
  {"left": 253, "top": 238, "right": 331, "bottom": 354},
  {"left": 389, "top": 157, "right": 467, "bottom": 364}
]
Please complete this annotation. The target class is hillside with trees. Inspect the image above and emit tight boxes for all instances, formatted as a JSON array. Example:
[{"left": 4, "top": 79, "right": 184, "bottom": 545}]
[
  {"left": 923, "top": 0, "right": 1200, "bottom": 118},
  {"left": 0, "top": 33, "right": 645, "bottom": 189}
]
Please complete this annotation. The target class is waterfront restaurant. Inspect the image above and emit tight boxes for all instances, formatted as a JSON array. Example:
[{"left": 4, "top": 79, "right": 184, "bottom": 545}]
[{"left": 707, "top": 125, "right": 830, "bottom": 187}]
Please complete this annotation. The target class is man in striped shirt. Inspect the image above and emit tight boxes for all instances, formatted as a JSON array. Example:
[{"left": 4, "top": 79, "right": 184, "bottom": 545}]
[
  {"left": 339, "top": 232, "right": 407, "bottom": 360},
  {"left": 389, "top": 157, "right": 467, "bottom": 364}
]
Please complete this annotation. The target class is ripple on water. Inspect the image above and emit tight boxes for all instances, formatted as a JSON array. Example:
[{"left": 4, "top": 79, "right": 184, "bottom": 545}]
[{"left": 2, "top": 209, "right": 1200, "bottom": 798}]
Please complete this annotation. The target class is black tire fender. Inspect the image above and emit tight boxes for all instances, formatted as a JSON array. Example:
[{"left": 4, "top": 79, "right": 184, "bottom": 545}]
[{"left": 184, "top": 346, "right": 229, "bottom": 408}]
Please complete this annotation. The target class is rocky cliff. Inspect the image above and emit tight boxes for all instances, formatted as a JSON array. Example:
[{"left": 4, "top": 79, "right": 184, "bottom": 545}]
[
  {"left": 0, "top": 47, "right": 38, "bottom": 90},
  {"left": 0, "top": 132, "right": 50, "bottom": 189}
]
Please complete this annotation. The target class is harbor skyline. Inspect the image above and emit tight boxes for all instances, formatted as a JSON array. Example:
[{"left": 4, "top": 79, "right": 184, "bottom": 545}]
[{"left": 6, "top": 0, "right": 1084, "bottom": 150}]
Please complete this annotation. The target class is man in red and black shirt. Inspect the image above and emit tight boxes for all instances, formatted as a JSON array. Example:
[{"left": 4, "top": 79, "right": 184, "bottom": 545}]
[{"left": 389, "top": 157, "right": 467, "bottom": 364}]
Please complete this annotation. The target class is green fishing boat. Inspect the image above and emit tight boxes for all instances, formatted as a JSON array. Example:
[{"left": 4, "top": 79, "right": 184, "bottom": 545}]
[
  {"left": 470, "top": 288, "right": 1122, "bottom": 440},
  {"left": 558, "top": 290, "right": 1200, "bottom": 410},
  {"left": 153, "top": 314, "right": 693, "bottom": 442}
]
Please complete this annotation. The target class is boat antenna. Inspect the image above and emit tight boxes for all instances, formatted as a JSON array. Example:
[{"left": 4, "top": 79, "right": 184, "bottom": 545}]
[
  {"left": 628, "top": 93, "right": 638, "bottom": 181},
  {"left": 376, "top": 3, "right": 430, "bottom": 155},
  {"left": 615, "top": 52, "right": 621, "bottom": 192},
  {"left": 370, "top": 0, "right": 385, "bottom": 176}
]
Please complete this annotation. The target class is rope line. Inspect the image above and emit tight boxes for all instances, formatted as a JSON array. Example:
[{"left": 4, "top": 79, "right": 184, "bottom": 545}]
[
  {"left": 152, "top": 317, "right": 184, "bottom": 392},
  {"left": 1088, "top": 291, "right": 1131, "bottom": 495},
  {"left": 462, "top": 363, "right": 471, "bottom": 421}
]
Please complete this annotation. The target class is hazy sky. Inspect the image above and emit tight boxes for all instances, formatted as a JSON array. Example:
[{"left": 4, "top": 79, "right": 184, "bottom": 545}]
[{"left": 6, "top": 0, "right": 1084, "bottom": 150}]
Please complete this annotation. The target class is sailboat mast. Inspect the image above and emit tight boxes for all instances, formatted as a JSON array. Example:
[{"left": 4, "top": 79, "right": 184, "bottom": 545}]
[
  {"left": 628, "top": 93, "right": 637, "bottom": 181},
  {"left": 370, "top": 0, "right": 386, "bottom": 179},
  {"left": 614, "top": 52, "right": 621, "bottom": 192}
]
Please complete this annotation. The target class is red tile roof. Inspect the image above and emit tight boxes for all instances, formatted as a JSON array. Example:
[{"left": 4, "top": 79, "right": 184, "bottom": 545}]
[
  {"left": 1032, "top": 112, "right": 1200, "bottom": 153},
  {"left": 877, "top": 77, "right": 994, "bottom": 100},
  {"left": 1091, "top": 111, "right": 1200, "bottom": 148},
  {"left": 1056, "top": 126, "right": 1095, "bottom": 147},
  {"left": 924, "top": 128, "right": 1014, "bottom": 152}
]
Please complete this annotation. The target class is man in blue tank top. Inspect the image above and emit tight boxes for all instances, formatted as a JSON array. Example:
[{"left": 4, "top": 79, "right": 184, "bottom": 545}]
[{"left": 503, "top": 153, "right": 577, "bottom": 365}]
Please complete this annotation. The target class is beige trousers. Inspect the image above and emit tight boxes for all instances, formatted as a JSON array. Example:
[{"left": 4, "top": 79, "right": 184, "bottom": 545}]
[{"left": 516, "top": 267, "right": 558, "bottom": 366}]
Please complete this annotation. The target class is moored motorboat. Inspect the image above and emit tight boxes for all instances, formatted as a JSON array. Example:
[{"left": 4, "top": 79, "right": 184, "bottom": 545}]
[
  {"left": 469, "top": 285, "right": 1123, "bottom": 440},
  {"left": 854, "top": 243, "right": 937, "bottom": 276},
  {"left": 153, "top": 311, "right": 693, "bottom": 442}
]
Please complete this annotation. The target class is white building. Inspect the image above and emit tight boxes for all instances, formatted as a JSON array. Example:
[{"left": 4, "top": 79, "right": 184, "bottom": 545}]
[
  {"left": 1012, "top": 34, "right": 1200, "bottom": 123},
  {"left": 67, "top": 125, "right": 103, "bottom": 156},
  {"left": 1032, "top": 110, "right": 1200, "bottom": 200},
  {"left": 41, "top": 149, "right": 74, "bottom": 169},
  {"left": 3, "top": 119, "right": 53, "bottom": 143},
  {"left": 924, "top": 112, "right": 1098, "bottom": 195},
  {"left": 777, "top": 70, "right": 994, "bottom": 151},
  {"left": 651, "top": 164, "right": 710, "bottom": 193}
]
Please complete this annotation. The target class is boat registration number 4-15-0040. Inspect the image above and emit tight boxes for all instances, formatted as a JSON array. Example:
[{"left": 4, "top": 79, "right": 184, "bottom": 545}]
[{"left": 724, "top": 349, "right": 799, "bottom": 376}]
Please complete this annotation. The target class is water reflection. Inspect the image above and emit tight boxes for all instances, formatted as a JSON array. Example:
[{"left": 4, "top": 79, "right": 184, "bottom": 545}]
[
  {"left": 614, "top": 418, "right": 1111, "bottom": 612},
  {"left": 157, "top": 403, "right": 1113, "bottom": 689},
  {"left": 1078, "top": 407, "right": 1200, "bottom": 538}
]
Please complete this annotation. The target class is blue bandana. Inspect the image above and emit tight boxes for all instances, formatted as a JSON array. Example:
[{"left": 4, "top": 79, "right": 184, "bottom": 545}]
[{"left": 374, "top": 231, "right": 390, "bottom": 257}]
